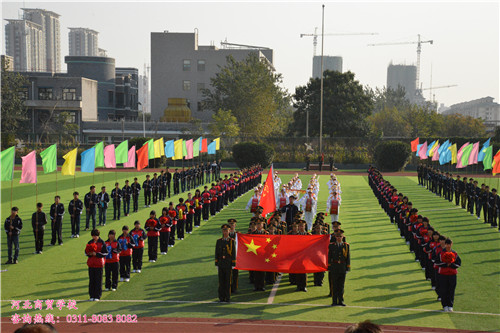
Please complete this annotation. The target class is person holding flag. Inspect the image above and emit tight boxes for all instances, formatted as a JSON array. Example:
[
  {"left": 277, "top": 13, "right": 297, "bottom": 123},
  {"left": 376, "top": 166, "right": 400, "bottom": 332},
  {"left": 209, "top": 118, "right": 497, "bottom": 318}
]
[
  {"left": 122, "top": 180, "right": 132, "bottom": 217},
  {"left": 131, "top": 178, "right": 141, "bottom": 213},
  {"left": 49, "top": 196, "right": 65, "bottom": 246},
  {"left": 329, "top": 229, "right": 350, "bottom": 306},
  {"left": 68, "top": 192, "right": 83, "bottom": 238},
  {"left": 5, "top": 207, "right": 23, "bottom": 264},
  {"left": 298, "top": 188, "right": 317, "bottom": 231},
  {"left": 31, "top": 203, "right": 47, "bottom": 254},
  {"left": 84, "top": 186, "right": 98, "bottom": 231},
  {"left": 215, "top": 223, "right": 236, "bottom": 303}
]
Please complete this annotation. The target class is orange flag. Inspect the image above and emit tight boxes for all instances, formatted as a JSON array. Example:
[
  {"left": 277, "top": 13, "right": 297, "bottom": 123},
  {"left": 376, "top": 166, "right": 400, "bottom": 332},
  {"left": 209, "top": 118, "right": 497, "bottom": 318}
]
[
  {"left": 259, "top": 165, "right": 276, "bottom": 217},
  {"left": 492, "top": 149, "right": 500, "bottom": 175},
  {"left": 411, "top": 137, "right": 419, "bottom": 152},
  {"left": 136, "top": 143, "right": 149, "bottom": 171}
]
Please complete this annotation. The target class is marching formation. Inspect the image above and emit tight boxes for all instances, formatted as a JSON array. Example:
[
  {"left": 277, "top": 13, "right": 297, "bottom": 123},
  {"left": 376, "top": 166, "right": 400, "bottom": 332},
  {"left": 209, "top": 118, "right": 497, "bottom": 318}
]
[
  {"left": 216, "top": 173, "right": 350, "bottom": 307},
  {"left": 418, "top": 164, "right": 500, "bottom": 231},
  {"left": 369, "top": 166, "right": 462, "bottom": 312}
]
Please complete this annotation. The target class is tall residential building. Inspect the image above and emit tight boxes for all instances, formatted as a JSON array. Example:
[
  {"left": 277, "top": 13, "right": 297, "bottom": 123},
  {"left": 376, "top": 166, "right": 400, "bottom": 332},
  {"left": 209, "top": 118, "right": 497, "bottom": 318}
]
[
  {"left": 138, "top": 73, "right": 150, "bottom": 114},
  {"left": 386, "top": 63, "right": 427, "bottom": 105},
  {"left": 22, "top": 8, "right": 61, "bottom": 72},
  {"left": 5, "top": 19, "right": 46, "bottom": 71},
  {"left": 151, "top": 31, "right": 273, "bottom": 122},
  {"left": 68, "top": 28, "right": 99, "bottom": 56},
  {"left": 312, "top": 55, "right": 342, "bottom": 78}
]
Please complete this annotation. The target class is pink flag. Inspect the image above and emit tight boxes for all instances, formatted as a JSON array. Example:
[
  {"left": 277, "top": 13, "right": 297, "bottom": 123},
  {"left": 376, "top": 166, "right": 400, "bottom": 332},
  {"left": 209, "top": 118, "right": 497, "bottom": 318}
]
[
  {"left": 104, "top": 144, "right": 116, "bottom": 168},
  {"left": 185, "top": 139, "right": 193, "bottom": 160},
  {"left": 123, "top": 146, "right": 136, "bottom": 168},
  {"left": 432, "top": 144, "right": 440, "bottom": 161},
  {"left": 20, "top": 150, "right": 37, "bottom": 184},
  {"left": 418, "top": 141, "right": 428, "bottom": 160},
  {"left": 468, "top": 141, "right": 480, "bottom": 165},
  {"left": 456, "top": 142, "right": 470, "bottom": 169}
]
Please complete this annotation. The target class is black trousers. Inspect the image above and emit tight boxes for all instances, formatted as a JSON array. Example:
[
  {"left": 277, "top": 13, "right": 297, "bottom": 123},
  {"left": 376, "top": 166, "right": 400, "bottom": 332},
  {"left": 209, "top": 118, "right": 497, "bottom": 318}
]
[
  {"left": 33, "top": 230, "right": 44, "bottom": 252},
  {"left": 51, "top": 219, "right": 63, "bottom": 245},
  {"left": 314, "top": 272, "right": 324, "bottom": 286},
  {"left": 148, "top": 236, "right": 158, "bottom": 261},
  {"left": 105, "top": 262, "right": 119, "bottom": 289},
  {"left": 88, "top": 267, "right": 103, "bottom": 299},
  {"left": 254, "top": 271, "right": 266, "bottom": 290},
  {"left": 194, "top": 209, "right": 202, "bottom": 226},
  {"left": 174, "top": 181, "right": 179, "bottom": 194},
  {"left": 159, "top": 186, "right": 166, "bottom": 201},
  {"left": 71, "top": 215, "right": 80, "bottom": 235},
  {"left": 132, "top": 247, "right": 143, "bottom": 270},
  {"left": 210, "top": 201, "right": 216, "bottom": 216},
  {"left": 177, "top": 220, "right": 185, "bottom": 239},
  {"left": 132, "top": 195, "right": 139, "bottom": 212},
  {"left": 123, "top": 198, "right": 130, "bottom": 215},
  {"left": 218, "top": 266, "right": 232, "bottom": 301},
  {"left": 144, "top": 192, "right": 151, "bottom": 206},
  {"left": 296, "top": 273, "right": 307, "bottom": 290},
  {"left": 119, "top": 255, "right": 131, "bottom": 279},
  {"left": 113, "top": 201, "right": 121, "bottom": 219},
  {"left": 166, "top": 183, "right": 171, "bottom": 197},
  {"left": 438, "top": 274, "right": 457, "bottom": 308},
  {"left": 186, "top": 214, "right": 193, "bottom": 233},
  {"left": 202, "top": 204, "right": 210, "bottom": 221},
  {"left": 160, "top": 231, "right": 170, "bottom": 253},
  {"left": 330, "top": 271, "right": 346, "bottom": 304},
  {"left": 152, "top": 188, "right": 158, "bottom": 204},
  {"left": 231, "top": 269, "right": 239, "bottom": 292},
  {"left": 169, "top": 224, "right": 176, "bottom": 245}
]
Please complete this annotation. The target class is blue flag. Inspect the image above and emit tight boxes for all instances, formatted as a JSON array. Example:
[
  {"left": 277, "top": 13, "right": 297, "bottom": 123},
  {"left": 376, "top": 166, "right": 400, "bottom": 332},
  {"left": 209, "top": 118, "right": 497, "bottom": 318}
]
[
  {"left": 207, "top": 141, "right": 216, "bottom": 155},
  {"left": 439, "top": 142, "right": 451, "bottom": 165},
  {"left": 165, "top": 140, "right": 174, "bottom": 158},
  {"left": 81, "top": 147, "right": 95, "bottom": 173},
  {"left": 477, "top": 138, "right": 491, "bottom": 162},
  {"left": 426, "top": 140, "right": 436, "bottom": 157},
  {"left": 438, "top": 140, "right": 449, "bottom": 155},
  {"left": 198, "top": 137, "right": 203, "bottom": 151},
  {"left": 416, "top": 144, "right": 423, "bottom": 157}
]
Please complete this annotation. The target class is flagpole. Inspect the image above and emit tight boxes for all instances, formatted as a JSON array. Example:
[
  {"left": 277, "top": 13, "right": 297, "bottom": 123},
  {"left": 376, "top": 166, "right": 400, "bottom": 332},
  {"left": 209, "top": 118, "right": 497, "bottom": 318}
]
[
  {"left": 10, "top": 177, "right": 13, "bottom": 210},
  {"left": 55, "top": 166, "right": 58, "bottom": 196}
]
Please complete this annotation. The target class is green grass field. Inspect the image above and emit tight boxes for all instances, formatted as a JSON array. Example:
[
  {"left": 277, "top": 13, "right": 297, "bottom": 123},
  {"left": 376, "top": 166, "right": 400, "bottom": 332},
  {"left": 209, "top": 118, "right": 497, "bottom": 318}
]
[{"left": 1, "top": 171, "right": 499, "bottom": 331}]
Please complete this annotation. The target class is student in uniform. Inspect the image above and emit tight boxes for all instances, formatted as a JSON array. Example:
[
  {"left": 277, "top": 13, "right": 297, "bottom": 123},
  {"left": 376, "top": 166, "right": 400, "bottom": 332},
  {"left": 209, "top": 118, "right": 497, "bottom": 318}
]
[
  {"left": 329, "top": 229, "right": 350, "bottom": 306},
  {"left": 227, "top": 219, "right": 239, "bottom": 293},
  {"left": 202, "top": 186, "right": 211, "bottom": 221},
  {"left": 111, "top": 182, "right": 122, "bottom": 221},
  {"left": 185, "top": 193, "right": 195, "bottom": 234},
  {"left": 49, "top": 196, "right": 65, "bottom": 246},
  {"left": 145, "top": 211, "right": 161, "bottom": 262},
  {"left": 32, "top": 203, "right": 47, "bottom": 254},
  {"left": 104, "top": 229, "right": 121, "bottom": 291},
  {"left": 84, "top": 186, "right": 98, "bottom": 231},
  {"left": 85, "top": 229, "right": 108, "bottom": 301},
  {"left": 436, "top": 238, "right": 461, "bottom": 312},
  {"left": 252, "top": 219, "right": 268, "bottom": 291},
  {"left": 68, "top": 192, "right": 83, "bottom": 238},
  {"left": 122, "top": 180, "right": 132, "bottom": 217},
  {"left": 215, "top": 224, "right": 236, "bottom": 303},
  {"left": 97, "top": 187, "right": 109, "bottom": 226},
  {"left": 152, "top": 173, "right": 159, "bottom": 204},
  {"left": 295, "top": 220, "right": 310, "bottom": 292},
  {"left": 176, "top": 198, "right": 188, "bottom": 240},
  {"left": 159, "top": 208, "right": 172, "bottom": 255},
  {"left": 312, "top": 223, "right": 326, "bottom": 286},
  {"left": 159, "top": 170, "right": 166, "bottom": 202},
  {"left": 131, "top": 178, "right": 141, "bottom": 213},
  {"left": 118, "top": 225, "right": 135, "bottom": 282},
  {"left": 167, "top": 202, "right": 178, "bottom": 246},
  {"left": 165, "top": 168, "right": 172, "bottom": 198},
  {"left": 193, "top": 189, "right": 203, "bottom": 227},
  {"left": 130, "top": 221, "right": 147, "bottom": 273},
  {"left": 5, "top": 207, "right": 23, "bottom": 264},
  {"left": 143, "top": 175, "right": 152, "bottom": 207}
]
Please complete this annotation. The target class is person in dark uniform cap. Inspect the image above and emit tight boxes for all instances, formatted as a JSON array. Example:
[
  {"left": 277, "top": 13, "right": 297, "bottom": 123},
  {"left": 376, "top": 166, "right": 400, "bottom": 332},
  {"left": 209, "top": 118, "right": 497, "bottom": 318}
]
[
  {"left": 215, "top": 224, "right": 236, "bottom": 302},
  {"left": 227, "top": 218, "right": 239, "bottom": 293},
  {"left": 328, "top": 229, "right": 350, "bottom": 306}
]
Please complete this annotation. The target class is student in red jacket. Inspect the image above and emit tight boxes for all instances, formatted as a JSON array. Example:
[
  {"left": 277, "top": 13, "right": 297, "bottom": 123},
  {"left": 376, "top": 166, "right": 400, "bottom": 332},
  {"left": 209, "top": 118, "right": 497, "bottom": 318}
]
[
  {"left": 159, "top": 208, "right": 172, "bottom": 254},
  {"left": 185, "top": 193, "right": 195, "bottom": 234},
  {"left": 436, "top": 238, "right": 462, "bottom": 312},
  {"left": 118, "top": 225, "right": 135, "bottom": 282},
  {"left": 130, "top": 221, "right": 147, "bottom": 273},
  {"left": 145, "top": 210, "right": 161, "bottom": 262},
  {"left": 193, "top": 189, "right": 203, "bottom": 227},
  {"left": 85, "top": 229, "right": 108, "bottom": 301},
  {"left": 175, "top": 199, "right": 187, "bottom": 240},
  {"left": 104, "top": 229, "right": 121, "bottom": 291},
  {"left": 202, "top": 186, "right": 211, "bottom": 222},
  {"left": 167, "top": 202, "right": 177, "bottom": 246}
]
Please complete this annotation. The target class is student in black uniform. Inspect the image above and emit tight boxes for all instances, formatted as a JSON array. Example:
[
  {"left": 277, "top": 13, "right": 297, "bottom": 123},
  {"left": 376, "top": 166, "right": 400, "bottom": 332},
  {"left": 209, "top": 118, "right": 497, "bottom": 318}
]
[
  {"left": 143, "top": 175, "right": 152, "bottom": 207},
  {"left": 84, "top": 186, "right": 98, "bottom": 230},
  {"left": 50, "top": 196, "right": 65, "bottom": 246},
  {"left": 165, "top": 168, "right": 172, "bottom": 198},
  {"left": 111, "top": 182, "right": 122, "bottom": 221},
  {"left": 131, "top": 178, "right": 141, "bottom": 213},
  {"left": 328, "top": 229, "right": 350, "bottom": 306},
  {"left": 69, "top": 192, "right": 83, "bottom": 238},
  {"left": 215, "top": 224, "right": 236, "bottom": 302},
  {"left": 5, "top": 207, "right": 23, "bottom": 264},
  {"left": 32, "top": 203, "right": 47, "bottom": 254},
  {"left": 122, "top": 180, "right": 132, "bottom": 217},
  {"left": 151, "top": 173, "right": 159, "bottom": 204}
]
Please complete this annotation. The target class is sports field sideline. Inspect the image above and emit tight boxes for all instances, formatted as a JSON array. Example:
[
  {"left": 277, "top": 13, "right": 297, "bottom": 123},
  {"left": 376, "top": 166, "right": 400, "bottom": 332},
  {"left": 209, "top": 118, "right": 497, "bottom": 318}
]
[{"left": 1, "top": 170, "right": 499, "bottom": 332}]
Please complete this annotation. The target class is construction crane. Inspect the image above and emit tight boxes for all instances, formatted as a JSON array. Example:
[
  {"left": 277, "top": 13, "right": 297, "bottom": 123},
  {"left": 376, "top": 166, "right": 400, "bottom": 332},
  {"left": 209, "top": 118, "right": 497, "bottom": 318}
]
[
  {"left": 421, "top": 84, "right": 457, "bottom": 103},
  {"left": 300, "top": 27, "right": 378, "bottom": 56},
  {"left": 368, "top": 34, "right": 433, "bottom": 90}
]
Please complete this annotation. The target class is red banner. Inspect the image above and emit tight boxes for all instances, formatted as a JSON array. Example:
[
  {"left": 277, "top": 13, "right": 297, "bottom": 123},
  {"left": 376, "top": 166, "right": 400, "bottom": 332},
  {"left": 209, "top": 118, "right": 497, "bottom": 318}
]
[
  {"left": 259, "top": 165, "right": 276, "bottom": 217},
  {"left": 411, "top": 137, "right": 419, "bottom": 152},
  {"left": 235, "top": 233, "right": 329, "bottom": 273},
  {"left": 136, "top": 143, "right": 149, "bottom": 171},
  {"left": 201, "top": 139, "right": 208, "bottom": 153}
]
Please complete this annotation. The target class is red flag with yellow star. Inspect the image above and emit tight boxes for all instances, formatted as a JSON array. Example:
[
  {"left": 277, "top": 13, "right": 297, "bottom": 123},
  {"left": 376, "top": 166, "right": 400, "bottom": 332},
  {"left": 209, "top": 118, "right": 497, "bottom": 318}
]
[
  {"left": 235, "top": 233, "right": 329, "bottom": 273},
  {"left": 259, "top": 165, "right": 276, "bottom": 217}
]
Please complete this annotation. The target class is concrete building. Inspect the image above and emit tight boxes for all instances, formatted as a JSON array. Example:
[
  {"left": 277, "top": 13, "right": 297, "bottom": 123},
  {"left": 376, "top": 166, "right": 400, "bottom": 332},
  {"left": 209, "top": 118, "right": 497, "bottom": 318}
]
[
  {"left": 1, "top": 55, "right": 15, "bottom": 71},
  {"left": 115, "top": 67, "right": 139, "bottom": 121},
  {"left": 312, "top": 55, "right": 342, "bottom": 78},
  {"left": 68, "top": 28, "right": 99, "bottom": 56},
  {"left": 387, "top": 64, "right": 418, "bottom": 102},
  {"left": 5, "top": 19, "right": 46, "bottom": 71},
  {"left": 65, "top": 55, "right": 116, "bottom": 121},
  {"left": 22, "top": 8, "right": 61, "bottom": 72},
  {"left": 151, "top": 31, "right": 273, "bottom": 122},
  {"left": 440, "top": 97, "right": 500, "bottom": 130},
  {"left": 18, "top": 72, "right": 98, "bottom": 142}
]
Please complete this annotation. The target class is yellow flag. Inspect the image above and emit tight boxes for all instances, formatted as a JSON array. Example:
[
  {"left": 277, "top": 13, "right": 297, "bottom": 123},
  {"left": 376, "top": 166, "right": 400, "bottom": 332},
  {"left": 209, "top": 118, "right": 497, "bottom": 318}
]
[
  {"left": 173, "top": 139, "right": 183, "bottom": 160},
  {"left": 448, "top": 143, "right": 457, "bottom": 164},
  {"left": 61, "top": 148, "right": 77, "bottom": 176},
  {"left": 215, "top": 137, "right": 220, "bottom": 150},
  {"left": 154, "top": 138, "right": 165, "bottom": 158},
  {"left": 428, "top": 140, "right": 439, "bottom": 157}
]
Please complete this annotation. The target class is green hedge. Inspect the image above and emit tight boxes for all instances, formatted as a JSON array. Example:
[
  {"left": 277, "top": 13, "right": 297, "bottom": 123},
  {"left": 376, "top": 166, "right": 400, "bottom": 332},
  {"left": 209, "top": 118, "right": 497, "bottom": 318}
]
[
  {"left": 232, "top": 142, "right": 275, "bottom": 169},
  {"left": 374, "top": 141, "right": 410, "bottom": 172}
]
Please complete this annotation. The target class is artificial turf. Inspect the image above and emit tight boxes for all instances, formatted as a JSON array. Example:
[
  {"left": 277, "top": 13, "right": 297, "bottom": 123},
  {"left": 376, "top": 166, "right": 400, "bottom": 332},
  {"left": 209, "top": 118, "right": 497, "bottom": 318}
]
[{"left": 1, "top": 171, "right": 499, "bottom": 331}]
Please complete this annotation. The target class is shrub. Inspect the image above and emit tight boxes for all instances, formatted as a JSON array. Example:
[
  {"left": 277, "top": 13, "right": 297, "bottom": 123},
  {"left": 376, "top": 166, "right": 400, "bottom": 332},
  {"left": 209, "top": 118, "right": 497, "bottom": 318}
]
[
  {"left": 232, "top": 142, "right": 275, "bottom": 169},
  {"left": 374, "top": 141, "right": 410, "bottom": 172}
]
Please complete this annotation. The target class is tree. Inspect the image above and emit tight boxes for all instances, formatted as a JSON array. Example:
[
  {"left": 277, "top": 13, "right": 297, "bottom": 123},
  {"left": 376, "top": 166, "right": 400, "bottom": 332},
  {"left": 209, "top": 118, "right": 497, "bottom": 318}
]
[
  {"left": 202, "top": 53, "right": 292, "bottom": 137},
  {"left": 1, "top": 57, "right": 29, "bottom": 140},
  {"left": 368, "top": 86, "right": 412, "bottom": 114},
  {"left": 368, "top": 107, "right": 411, "bottom": 137},
  {"left": 289, "top": 70, "right": 373, "bottom": 137},
  {"left": 182, "top": 118, "right": 204, "bottom": 137},
  {"left": 208, "top": 109, "right": 240, "bottom": 137},
  {"left": 440, "top": 114, "right": 486, "bottom": 137}
]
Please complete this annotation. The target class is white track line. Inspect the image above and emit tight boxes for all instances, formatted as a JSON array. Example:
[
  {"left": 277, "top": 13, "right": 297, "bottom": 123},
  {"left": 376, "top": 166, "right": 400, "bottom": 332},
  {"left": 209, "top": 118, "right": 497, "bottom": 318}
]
[
  {"left": 3, "top": 299, "right": 496, "bottom": 317},
  {"left": 267, "top": 274, "right": 282, "bottom": 304},
  {"left": 418, "top": 207, "right": 462, "bottom": 212}
]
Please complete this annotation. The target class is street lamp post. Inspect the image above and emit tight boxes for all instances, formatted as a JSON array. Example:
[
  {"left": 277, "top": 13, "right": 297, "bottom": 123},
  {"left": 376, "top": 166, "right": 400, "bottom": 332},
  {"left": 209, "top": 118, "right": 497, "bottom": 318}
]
[
  {"left": 319, "top": 4, "right": 325, "bottom": 154},
  {"left": 138, "top": 102, "right": 145, "bottom": 138}
]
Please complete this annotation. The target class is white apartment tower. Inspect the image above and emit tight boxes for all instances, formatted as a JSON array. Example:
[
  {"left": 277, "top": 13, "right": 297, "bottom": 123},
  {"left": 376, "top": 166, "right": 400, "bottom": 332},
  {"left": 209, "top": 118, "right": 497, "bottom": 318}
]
[
  {"left": 4, "top": 19, "right": 46, "bottom": 71},
  {"left": 69, "top": 28, "right": 99, "bottom": 56}
]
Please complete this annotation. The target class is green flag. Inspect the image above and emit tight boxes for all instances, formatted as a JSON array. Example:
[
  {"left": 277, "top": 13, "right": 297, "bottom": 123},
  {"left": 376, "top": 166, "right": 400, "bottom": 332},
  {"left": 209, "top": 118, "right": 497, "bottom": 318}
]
[
  {"left": 94, "top": 141, "right": 104, "bottom": 167},
  {"left": 1, "top": 146, "right": 15, "bottom": 181},
  {"left": 143, "top": 139, "right": 154, "bottom": 160},
  {"left": 461, "top": 143, "right": 474, "bottom": 167},
  {"left": 182, "top": 140, "right": 187, "bottom": 157},
  {"left": 193, "top": 138, "right": 200, "bottom": 158},
  {"left": 115, "top": 140, "right": 129, "bottom": 164},
  {"left": 40, "top": 144, "right": 57, "bottom": 173},
  {"left": 483, "top": 145, "right": 493, "bottom": 170}
]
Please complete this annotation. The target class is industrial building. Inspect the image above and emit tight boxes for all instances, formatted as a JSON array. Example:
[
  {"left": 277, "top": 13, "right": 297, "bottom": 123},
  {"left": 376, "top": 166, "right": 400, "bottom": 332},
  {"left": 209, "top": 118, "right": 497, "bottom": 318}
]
[
  {"left": 312, "top": 55, "right": 342, "bottom": 78},
  {"left": 151, "top": 30, "right": 273, "bottom": 122}
]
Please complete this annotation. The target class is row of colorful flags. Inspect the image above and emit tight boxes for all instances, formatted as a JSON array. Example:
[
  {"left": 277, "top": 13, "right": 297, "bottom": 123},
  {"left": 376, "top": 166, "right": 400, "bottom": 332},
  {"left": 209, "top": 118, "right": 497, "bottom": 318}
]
[
  {"left": 411, "top": 137, "right": 500, "bottom": 174},
  {"left": 0, "top": 137, "right": 221, "bottom": 183}
]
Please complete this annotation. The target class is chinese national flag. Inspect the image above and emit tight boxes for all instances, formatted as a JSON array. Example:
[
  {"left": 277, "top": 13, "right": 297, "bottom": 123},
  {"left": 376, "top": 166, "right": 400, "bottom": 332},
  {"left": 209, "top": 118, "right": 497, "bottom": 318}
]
[
  {"left": 411, "top": 137, "right": 419, "bottom": 152},
  {"left": 136, "top": 143, "right": 149, "bottom": 171},
  {"left": 259, "top": 165, "right": 276, "bottom": 217},
  {"left": 235, "top": 233, "right": 329, "bottom": 273}
]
